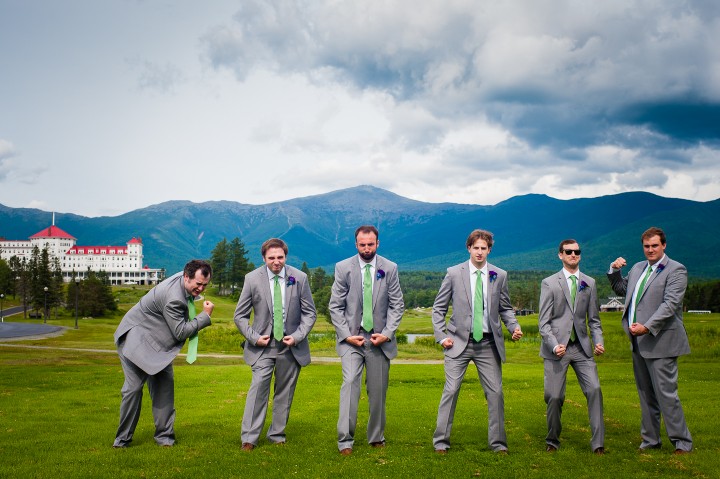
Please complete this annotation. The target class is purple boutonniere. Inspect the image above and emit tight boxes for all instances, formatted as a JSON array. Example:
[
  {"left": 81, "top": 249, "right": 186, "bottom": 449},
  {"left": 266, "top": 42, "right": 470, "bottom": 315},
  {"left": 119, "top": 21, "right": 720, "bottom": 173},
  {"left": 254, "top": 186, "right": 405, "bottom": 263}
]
[
  {"left": 286, "top": 276, "right": 296, "bottom": 286},
  {"left": 578, "top": 280, "right": 589, "bottom": 292},
  {"left": 656, "top": 264, "right": 665, "bottom": 273},
  {"left": 376, "top": 269, "right": 385, "bottom": 280},
  {"left": 489, "top": 271, "right": 498, "bottom": 282}
]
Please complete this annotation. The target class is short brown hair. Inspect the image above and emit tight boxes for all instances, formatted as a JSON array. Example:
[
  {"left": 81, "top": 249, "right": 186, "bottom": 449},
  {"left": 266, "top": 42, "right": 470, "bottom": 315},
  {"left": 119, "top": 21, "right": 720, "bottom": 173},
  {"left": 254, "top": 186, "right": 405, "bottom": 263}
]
[
  {"left": 261, "top": 238, "right": 288, "bottom": 257},
  {"left": 355, "top": 225, "right": 379, "bottom": 241},
  {"left": 558, "top": 238, "right": 579, "bottom": 253},
  {"left": 466, "top": 229, "right": 494, "bottom": 249},
  {"left": 641, "top": 227, "right": 666, "bottom": 245},
  {"left": 184, "top": 259, "right": 212, "bottom": 279}
]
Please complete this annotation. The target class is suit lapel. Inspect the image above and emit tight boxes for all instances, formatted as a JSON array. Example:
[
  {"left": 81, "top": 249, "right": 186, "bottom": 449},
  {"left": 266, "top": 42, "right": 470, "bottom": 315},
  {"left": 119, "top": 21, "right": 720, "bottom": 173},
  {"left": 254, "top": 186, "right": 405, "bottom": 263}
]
[
  {"left": 639, "top": 259, "right": 665, "bottom": 302},
  {"left": 558, "top": 271, "right": 573, "bottom": 312},
  {"left": 283, "top": 266, "right": 293, "bottom": 313},
  {"left": 461, "top": 262, "right": 472, "bottom": 308},
  {"left": 485, "top": 263, "right": 494, "bottom": 313},
  {"left": 259, "top": 267, "right": 274, "bottom": 314},
  {"left": 372, "top": 257, "right": 382, "bottom": 308}
]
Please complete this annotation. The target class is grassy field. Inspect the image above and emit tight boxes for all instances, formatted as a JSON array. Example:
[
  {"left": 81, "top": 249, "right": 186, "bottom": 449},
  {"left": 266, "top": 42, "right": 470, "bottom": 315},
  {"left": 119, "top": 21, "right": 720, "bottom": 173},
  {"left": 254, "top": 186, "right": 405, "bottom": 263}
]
[{"left": 0, "top": 289, "right": 719, "bottom": 478}]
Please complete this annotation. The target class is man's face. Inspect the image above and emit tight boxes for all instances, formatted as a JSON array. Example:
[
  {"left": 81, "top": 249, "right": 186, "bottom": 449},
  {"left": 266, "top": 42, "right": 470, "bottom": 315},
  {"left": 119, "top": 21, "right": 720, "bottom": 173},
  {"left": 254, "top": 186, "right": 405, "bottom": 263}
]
[
  {"left": 356, "top": 231, "right": 379, "bottom": 262},
  {"left": 184, "top": 270, "right": 210, "bottom": 297},
  {"left": 558, "top": 242, "right": 581, "bottom": 271},
  {"left": 264, "top": 247, "right": 287, "bottom": 275},
  {"left": 467, "top": 238, "right": 490, "bottom": 269},
  {"left": 643, "top": 235, "right": 666, "bottom": 264}
]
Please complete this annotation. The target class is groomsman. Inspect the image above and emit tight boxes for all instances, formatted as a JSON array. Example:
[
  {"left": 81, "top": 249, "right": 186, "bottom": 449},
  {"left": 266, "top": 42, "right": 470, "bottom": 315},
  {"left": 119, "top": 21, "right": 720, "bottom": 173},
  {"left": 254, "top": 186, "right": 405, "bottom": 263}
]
[
  {"left": 234, "top": 238, "right": 317, "bottom": 450},
  {"left": 329, "top": 225, "right": 404, "bottom": 455},
  {"left": 608, "top": 227, "right": 692, "bottom": 454},
  {"left": 539, "top": 239, "right": 605, "bottom": 454},
  {"left": 432, "top": 229, "right": 523, "bottom": 454},
  {"left": 113, "top": 259, "right": 214, "bottom": 448}
]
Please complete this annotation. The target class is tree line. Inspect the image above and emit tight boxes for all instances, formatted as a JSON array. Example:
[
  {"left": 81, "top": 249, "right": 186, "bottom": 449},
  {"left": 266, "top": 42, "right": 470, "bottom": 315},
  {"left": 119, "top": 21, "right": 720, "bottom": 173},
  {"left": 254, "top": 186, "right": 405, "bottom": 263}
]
[
  {"left": 0, "top": 247, "right": 116, "bottom": 318},
  {"left": 206, "top": 237, "right": 719, "bottom": 314}
]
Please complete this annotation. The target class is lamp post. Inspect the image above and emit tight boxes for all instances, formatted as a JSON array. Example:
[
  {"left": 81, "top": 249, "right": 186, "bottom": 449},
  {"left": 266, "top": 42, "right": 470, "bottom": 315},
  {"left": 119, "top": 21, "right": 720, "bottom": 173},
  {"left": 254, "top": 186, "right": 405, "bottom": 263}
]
[
  {"left": 1, "top": 293, "right": 4, "bottom": 323},
  {"left": 74, "top": 278, "right": 80, "bottom": 330},
  {"left": 43, "top": 287, "right": 49, "bottom": 324}
]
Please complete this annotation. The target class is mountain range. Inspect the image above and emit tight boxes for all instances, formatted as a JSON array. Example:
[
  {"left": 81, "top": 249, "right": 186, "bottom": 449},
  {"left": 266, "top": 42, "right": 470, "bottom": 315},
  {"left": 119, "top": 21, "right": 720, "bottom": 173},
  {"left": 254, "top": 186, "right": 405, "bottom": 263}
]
[{"left": 1, "top": 185, "right": 719, "bottom": 278}]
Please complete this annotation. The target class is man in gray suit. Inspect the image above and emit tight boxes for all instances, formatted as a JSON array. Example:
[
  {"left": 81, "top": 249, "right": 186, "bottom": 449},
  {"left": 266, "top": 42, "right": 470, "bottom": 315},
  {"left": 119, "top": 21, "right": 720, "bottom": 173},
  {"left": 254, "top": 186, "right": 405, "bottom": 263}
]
[
  {"left": 234, "top": 238, "right": 316, "bottom": 451},
  {"left": 329, "top": 225, "right": 404, "bottom": 455},
  {"left": 113, "top": 259, "right": 214, "bottom": 448},
  {"left": 432, "top": 229, "right": 523, "bottom": 454},
  {"left": 608, "top": 226, "right": 692, "bottom": 454},
  {"left": 539, "top": 239, "right": 605, "bottom": 454}
]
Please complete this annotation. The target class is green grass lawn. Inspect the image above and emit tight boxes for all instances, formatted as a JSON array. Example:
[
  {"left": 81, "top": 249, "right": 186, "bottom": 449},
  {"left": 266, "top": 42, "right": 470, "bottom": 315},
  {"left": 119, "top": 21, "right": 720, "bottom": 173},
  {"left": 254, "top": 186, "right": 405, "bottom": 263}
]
[{"left": 1, "top": 297, "right": 719, "bottom": 478}]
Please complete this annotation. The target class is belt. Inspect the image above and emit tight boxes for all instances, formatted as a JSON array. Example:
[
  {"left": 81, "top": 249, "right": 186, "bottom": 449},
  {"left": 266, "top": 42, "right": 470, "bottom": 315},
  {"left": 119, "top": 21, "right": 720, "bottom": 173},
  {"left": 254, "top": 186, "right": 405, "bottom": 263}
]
[{"left": 471, "top": 332, "right": 494, "bottom": 342}]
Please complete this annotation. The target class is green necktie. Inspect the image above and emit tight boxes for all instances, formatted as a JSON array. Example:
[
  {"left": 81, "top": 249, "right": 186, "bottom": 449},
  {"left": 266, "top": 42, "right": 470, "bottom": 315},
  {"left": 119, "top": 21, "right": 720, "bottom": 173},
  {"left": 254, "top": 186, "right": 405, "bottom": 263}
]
[
  {"left": 569, "top": 275, "right": 577, "bottom": 342},
  {"left": 473, "top": 270, "right": 484, "bottom": 341},
  {"left": 186, "top": 297, "right": 198, "bottom": 364},
  {"left": 273, "top": 275, "right": 284, "bottom": 341},
  {"left": 632, "top": 265, "right": 653, "bottom": 325},
  {"left": 362, "top": 264, "right": 373, "bottom": 332}
]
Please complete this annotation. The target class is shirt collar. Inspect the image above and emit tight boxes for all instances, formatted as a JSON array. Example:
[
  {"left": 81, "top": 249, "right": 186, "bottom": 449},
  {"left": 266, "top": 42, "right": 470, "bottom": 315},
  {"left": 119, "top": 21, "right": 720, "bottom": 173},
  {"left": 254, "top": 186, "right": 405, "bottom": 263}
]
[
  {"left": 563, "top": 268, "right": 580, "bottom": 280},
  {"left": 469, "top": 261, "right": 487, "bottom": 275},
  {"left": 358, "top": 255, "right": 377, "bottom": 269},
  {"left": 266, "top": 266, "right": 286, "bottom": 279}
]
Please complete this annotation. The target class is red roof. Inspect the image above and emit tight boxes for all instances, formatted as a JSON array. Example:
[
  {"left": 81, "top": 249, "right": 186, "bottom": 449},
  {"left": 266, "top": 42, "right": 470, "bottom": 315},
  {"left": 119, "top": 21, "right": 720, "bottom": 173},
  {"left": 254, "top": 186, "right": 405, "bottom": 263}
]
[
  {"left": 128, "top": 237, "right": 143, "bottom": 244},
  {"left": 30, "top": 225, "right": 76, "bottom": 240}
]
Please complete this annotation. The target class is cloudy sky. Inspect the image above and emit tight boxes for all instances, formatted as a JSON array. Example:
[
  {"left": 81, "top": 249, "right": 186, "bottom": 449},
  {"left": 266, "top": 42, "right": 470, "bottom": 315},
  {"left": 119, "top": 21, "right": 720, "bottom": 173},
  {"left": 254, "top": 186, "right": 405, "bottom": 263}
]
[{"left": 1, "top": 0, "right": 719, "bottom": 217}]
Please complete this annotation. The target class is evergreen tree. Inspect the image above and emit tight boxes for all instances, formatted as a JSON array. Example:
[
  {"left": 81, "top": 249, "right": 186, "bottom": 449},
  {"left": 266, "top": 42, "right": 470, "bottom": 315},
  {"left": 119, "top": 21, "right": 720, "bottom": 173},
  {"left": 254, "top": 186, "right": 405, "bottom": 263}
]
[
  {"left": 228, "top": 237, "right": 253, "bottom": 291},
  {"left": 0, "top": 259, "right": 11, "bottom": 297},
  {"left": 210, "top": 238, "right": 230, "bottom": 292}
]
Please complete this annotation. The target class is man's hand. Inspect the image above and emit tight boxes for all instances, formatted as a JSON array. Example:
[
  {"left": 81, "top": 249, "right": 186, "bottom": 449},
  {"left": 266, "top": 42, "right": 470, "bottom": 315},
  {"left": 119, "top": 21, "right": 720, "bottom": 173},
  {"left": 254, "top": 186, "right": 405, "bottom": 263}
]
[
  {"left": 554, "top": 344, "right": 566, "bottom": 357},
  {"left": 256, "top": 335, "right": 271, "bottom": 347},
  {"left": 345, "top": 335, "right": 365, "bottom": 347},
  {"left": 511, "top": 328, "right": 523, "bottom": 341},
  {"left": 203, "top": 300, "right": 215, "bottom": 315},
  {"left": 630, "top": 323, "right": 649, "bottom": 336},
  {"left": 594, "top": 344, "right": 605, "bottom": 356},
  {"left": 370, "top": 333, "right": 389, "bottom": 346},
  {"left": 282, "top": 336, "right": 296, "bottom": 347},
  {"left": 611, "top": 257, "right": 627, "bottom": 270},
  {"left": 441, "top": 338, "right": 454, "bottom": 349}
]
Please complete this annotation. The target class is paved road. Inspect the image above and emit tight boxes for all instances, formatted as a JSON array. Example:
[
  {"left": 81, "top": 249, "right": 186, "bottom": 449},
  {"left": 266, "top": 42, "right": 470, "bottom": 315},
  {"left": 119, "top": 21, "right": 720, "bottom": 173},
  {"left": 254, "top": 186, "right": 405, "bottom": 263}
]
[{"left": 0, "top": 321, "right": 64, "bottom": 339}]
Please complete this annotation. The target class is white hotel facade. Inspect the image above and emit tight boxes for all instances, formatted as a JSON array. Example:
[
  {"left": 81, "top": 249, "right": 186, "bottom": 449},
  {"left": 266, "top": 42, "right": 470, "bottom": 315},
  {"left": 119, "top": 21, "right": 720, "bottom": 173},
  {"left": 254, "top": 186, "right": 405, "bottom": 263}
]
[{"left": 0, "top": 223, "right": 164, "bottom": 285}]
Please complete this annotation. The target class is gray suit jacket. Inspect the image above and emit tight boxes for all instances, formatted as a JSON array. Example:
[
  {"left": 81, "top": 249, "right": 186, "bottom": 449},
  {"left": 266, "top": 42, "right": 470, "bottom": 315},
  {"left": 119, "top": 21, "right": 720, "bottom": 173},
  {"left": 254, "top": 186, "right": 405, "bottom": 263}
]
[
  {"left": 329, "top": 254, "right": 404, "bottom": 360},
  {"left": 539, "top": 271, "right": 603, "bottom": 360},
  {"left": 114, "top": 271, "right": 212, "bottom": 375},
  {"left": 234, "top": 265, "right": 316, "bottom": 367},
  {"left": 607, "top": 256, "right": 690, "bottom": 358},
  {"left": 432, "top": 262, "right": 519, "bottom": 361}
]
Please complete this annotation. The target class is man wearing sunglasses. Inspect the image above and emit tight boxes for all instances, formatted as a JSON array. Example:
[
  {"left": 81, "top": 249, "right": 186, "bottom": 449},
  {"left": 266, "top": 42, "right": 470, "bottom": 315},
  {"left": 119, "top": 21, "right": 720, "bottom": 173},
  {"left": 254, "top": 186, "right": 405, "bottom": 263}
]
[
  {"left": 607, "top": 227, "right": 692, "bottom": 455},
  {"left": 539, "top": 240, "right": 605, "bottom": 455}
]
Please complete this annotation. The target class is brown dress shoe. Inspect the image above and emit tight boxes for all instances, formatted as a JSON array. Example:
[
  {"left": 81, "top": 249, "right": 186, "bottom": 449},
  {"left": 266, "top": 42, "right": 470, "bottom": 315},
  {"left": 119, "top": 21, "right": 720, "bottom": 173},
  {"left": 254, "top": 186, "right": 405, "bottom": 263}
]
[
  {"left": 546, "top": 445, "right": 557, "bottom": 453},
  {"left": 435, "top": 449, "right": 447, "bottom": 455},
  {"left": 370, "top": 441, "right": 386, "bottom": 448},
  {"left": 673, "top": 449, "right": 690, "bottom": 455},
  {"left": 241, "top": 443, "right": 255, "bottom": 451},
  {"left": 593, "top": 447, "right": 605, "bottom": 455},
  {"left": 339, "top": 448, "right": 352, "bottom": 456}
]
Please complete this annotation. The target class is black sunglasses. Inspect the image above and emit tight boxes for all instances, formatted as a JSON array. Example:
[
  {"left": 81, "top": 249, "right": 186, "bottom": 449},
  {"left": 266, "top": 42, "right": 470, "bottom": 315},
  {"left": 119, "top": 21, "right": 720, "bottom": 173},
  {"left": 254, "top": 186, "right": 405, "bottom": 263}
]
[{"left": 563, "top": 249, "right": 581, "bottom": 256}]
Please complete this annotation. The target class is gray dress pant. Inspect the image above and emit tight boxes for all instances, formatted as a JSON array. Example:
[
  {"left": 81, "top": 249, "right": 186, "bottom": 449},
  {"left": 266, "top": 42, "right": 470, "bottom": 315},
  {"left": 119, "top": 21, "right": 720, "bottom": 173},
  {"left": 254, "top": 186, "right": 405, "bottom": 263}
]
[
  {"left": 242, "top": 340, "right": 301, "bottom": 445},
  {"left": 433, "top": 337, "right": 507, "bottom": 452},
  {"left": 337, "top": 331, "right": 390, "bottom": 450},
  {"left": 544, "top": 341, "right": 604, "bottom": 450},
  {"left": 632, "top": 350, "right": 692, "bottom": 451},
  {"left": 114, "top": 344, "right": 175, "bottom": 447}
]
